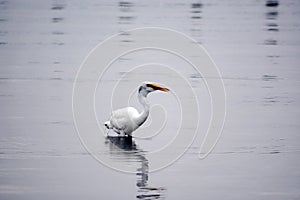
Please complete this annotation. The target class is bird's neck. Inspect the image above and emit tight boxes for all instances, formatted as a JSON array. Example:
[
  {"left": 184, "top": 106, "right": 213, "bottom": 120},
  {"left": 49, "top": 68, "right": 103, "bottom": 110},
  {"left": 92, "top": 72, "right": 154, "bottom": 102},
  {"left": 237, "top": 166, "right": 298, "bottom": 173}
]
[{"left": 136, "top": 92, "right": 150, "bottom": 126}]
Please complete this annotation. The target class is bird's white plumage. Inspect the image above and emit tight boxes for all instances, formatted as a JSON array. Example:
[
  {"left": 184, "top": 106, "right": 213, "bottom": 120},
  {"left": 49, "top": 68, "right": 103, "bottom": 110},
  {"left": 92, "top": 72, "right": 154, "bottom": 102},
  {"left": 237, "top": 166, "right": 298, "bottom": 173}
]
[{"left": 110, "top": 107, "right": 140, "bottom": 135}]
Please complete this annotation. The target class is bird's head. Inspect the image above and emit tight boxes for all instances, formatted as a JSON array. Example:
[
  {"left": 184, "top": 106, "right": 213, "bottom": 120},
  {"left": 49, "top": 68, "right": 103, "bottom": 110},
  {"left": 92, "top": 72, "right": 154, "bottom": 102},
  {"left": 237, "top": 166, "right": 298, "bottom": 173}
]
[
  {"left": 104, "top": 121, "right": 112, "bottom": 129},
  {"left": 138, "top": 81, "right": 169, "bottom": 96}
]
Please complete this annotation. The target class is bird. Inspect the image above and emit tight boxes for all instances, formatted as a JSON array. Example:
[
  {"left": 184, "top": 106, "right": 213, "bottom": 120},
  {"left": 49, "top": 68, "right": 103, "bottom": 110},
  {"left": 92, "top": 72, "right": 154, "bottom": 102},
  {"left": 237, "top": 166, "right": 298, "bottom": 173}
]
[{"left": 104, "top": 82, "right": 169, "bottom": 137}]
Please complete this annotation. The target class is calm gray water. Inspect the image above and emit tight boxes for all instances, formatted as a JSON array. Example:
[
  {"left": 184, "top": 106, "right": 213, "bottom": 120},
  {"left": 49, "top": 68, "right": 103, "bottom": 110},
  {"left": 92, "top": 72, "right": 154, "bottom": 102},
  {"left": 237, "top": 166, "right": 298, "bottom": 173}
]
[{"left": 0, "top": 0, "right": 300, "bottom": 199}]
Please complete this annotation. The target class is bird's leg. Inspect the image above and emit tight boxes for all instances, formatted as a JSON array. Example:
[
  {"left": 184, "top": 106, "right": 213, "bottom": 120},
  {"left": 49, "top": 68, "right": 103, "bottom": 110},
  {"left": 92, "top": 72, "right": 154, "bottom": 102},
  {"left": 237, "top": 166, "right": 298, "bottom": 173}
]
[
  {"left": 105, "top": 128, "right": 110, "bottom": 136},
  {"left": 120, "top": 130, "right": 126, "bottom": 137},
  {"left": 126, "top": 134, "right": 132, "bottom": 139}
]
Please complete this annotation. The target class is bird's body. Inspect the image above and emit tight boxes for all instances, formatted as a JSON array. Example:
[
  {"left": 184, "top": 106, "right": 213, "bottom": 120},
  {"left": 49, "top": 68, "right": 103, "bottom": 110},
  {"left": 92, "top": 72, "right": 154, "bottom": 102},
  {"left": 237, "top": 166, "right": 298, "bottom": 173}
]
[
  {"left": 109, "top": 107, "right": 140, "bottom": 135},
  {"left": 104, "top": 82, "right": 169, "bottom": 137}
]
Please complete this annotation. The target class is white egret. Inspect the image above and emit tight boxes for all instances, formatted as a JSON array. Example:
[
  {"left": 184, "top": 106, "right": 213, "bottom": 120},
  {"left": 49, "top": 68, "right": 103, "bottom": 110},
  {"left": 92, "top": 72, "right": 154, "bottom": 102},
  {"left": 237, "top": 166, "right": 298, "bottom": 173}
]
[{"left": 104, "top": 82, "right": 169, "bottom": 137}]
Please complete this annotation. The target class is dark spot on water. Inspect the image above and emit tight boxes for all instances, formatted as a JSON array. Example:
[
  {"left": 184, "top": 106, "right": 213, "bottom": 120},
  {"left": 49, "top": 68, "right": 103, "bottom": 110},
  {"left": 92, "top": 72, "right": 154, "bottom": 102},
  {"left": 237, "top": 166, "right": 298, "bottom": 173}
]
[
  {"left": 190, "top": 73, "right": 202, "bottom": 79},
  {"left": 0, "top": 31, "right": 8, "bottom": 36},
  {"left": 0, "top": 0, "right": 8, "bottom": 10},
  {"left": 51, "top": 4, "right": 65, "bottom": 10},
  {"left": 52, "top": 31, "right": 64, "bottom": 35},
  {"left": 53, "top": 61, "right": 61, "bottom": 64},
  {"left": 266, "top": 55, "right": 280, "bottom": 58},
  {"left": 191, "top": 3, "right": 202, "bottom": 8},
  {"left": 0, "top": 0, "right": 7, "bottom": 5},
  {"left": 47, "top": 121, "right": 67, "bottom": 125},
  {"left": 262, "top": 86, "right": 273, "bottom": 89},
  {"left": 191, "top": 10, "right": 201, "bottom": 14},
  {"left": 119, "top": 16, "right": 135, "bottom": 20},
  {"left": 136, "top": 194, "right": 162, "bottom": 199},
  {"left": 28, "top": 61, "right": 40, "bottom": 64},
  {"left": 262, "top": 74, "right": 278, "bottom": 81},
  {"left": 50, "top": 77, "right": 62, "bottom": 80},
  {"left": 118, "top": 21, "right": 131, "bottom": 25},
  {"left": 266, "top": 0, "right": 279, "bottom": 7},
  {"left": 266, "top": 11, "right": 278, "bottom": 20},
  {"left": 268, "top": 22, "right": 278, "bottom": 26},
  {"left": 50, "top": 121, "right": 61, "bottom": 124},
  {"left": 118, "top": 15, "right": 135, "bottom": 24},
  {"left": 0, "top": 42, "right": 7, "bottom": 45},
  {"left": 263, "top": 97, "right": 278, "bottom": 104},
  {"left": 267, "top": 27, "right": 279, "bottom": 31},
  {"left": 119, "top": 1, "right": 133, "bottom": 7},
  {"left": 265, "top": 22, "right": 279, "bottom": 33},
  {"left": 0, "top": 94, "right": 13, "bottom": 97},
  {"left": 120, "top": 31, "right": 130, "bottom": 36},
  {"left": 52, "top": 17, "right": 64, "bottom": 23},
  {"left": 139, "top": 187, "right": 165, "bottom": 191},
  {"left": 266, "top": 22, "right": 278, "bottom": 28},
  {"left": 52, "top": 42, "right": 64, "bottom": 46},
  {"left": 266, "top": 100, "right": 277, "bottom": 103},
  {"left": 264, "top": 39, "right": 277, "bottom": 45},
  {"left": 269, "top": 151, "right": 280, "bottom": 154},
  {"left": 120, "top": 40, "right": 133, "bottom": 43},
  {"left": 191, "top": 16, "right": 202, "bottom": 19}
]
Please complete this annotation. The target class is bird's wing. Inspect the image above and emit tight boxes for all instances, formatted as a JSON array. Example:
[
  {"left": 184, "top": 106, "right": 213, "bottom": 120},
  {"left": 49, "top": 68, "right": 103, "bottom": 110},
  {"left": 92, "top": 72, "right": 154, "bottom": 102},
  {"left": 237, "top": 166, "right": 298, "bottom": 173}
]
[{"left": 110, "top": 107, "right": 139, "bottom": 130}]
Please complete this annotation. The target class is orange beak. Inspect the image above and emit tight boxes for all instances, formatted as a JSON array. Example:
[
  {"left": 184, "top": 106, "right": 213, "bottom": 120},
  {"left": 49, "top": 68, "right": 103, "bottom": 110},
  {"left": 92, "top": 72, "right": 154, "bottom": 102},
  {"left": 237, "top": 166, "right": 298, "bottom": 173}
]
[{"left": 148, "top": 83, "right": 169, "bottom": 92}]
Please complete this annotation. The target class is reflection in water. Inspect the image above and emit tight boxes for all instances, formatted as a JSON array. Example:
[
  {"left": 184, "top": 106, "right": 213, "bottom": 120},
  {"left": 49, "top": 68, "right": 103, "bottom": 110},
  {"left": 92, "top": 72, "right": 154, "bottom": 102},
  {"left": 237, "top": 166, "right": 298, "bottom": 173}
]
[
  {"left": 50, "top": 1, "right": 66, "bottom": 46},
  {"left": 118, "top": 1, "right": 135, "bottom": 25},
  {"left": 119, "top": 1, "right": 134, "bottom": 12},
  {"left": 106, "top": 136, "right": 166, "bottom": 199},
  {"left": 262, "top": 0, "right": 282, "bottom": 106},
  {"left": 262, "top": 0, "right": 281, "bottom": 106},
  {"left": 0, "top": 1, "right": 8, "bottom": 46},
  {"left": 189, "top": 3, "right": 203, "bottom": 40},
  {"left": 264, "top": 0, "right": 279, "bottom": 46},
  {"left": 118, "top": 1, "right": 135, "bottom": 44}
]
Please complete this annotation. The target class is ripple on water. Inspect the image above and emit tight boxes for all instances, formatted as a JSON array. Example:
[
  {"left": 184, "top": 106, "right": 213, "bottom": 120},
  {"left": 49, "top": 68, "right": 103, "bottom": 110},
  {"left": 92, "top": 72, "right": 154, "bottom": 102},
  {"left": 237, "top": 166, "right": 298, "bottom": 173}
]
[
  {"left": 264, "top": 39, "right": 277, "bottom": 45},
  {"left": 262, "top": 74, "right": 279, "bottom": 81},
  {"left": 52, "top": 31, "right": 64, "bottom": 35}
]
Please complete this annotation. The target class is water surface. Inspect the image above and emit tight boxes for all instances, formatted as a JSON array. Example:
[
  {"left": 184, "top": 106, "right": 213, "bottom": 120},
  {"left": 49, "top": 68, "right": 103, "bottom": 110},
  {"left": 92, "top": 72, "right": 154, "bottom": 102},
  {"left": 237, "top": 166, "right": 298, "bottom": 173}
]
[{"left": 0, "top": 0, "right": 300, "bottom": 199}]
